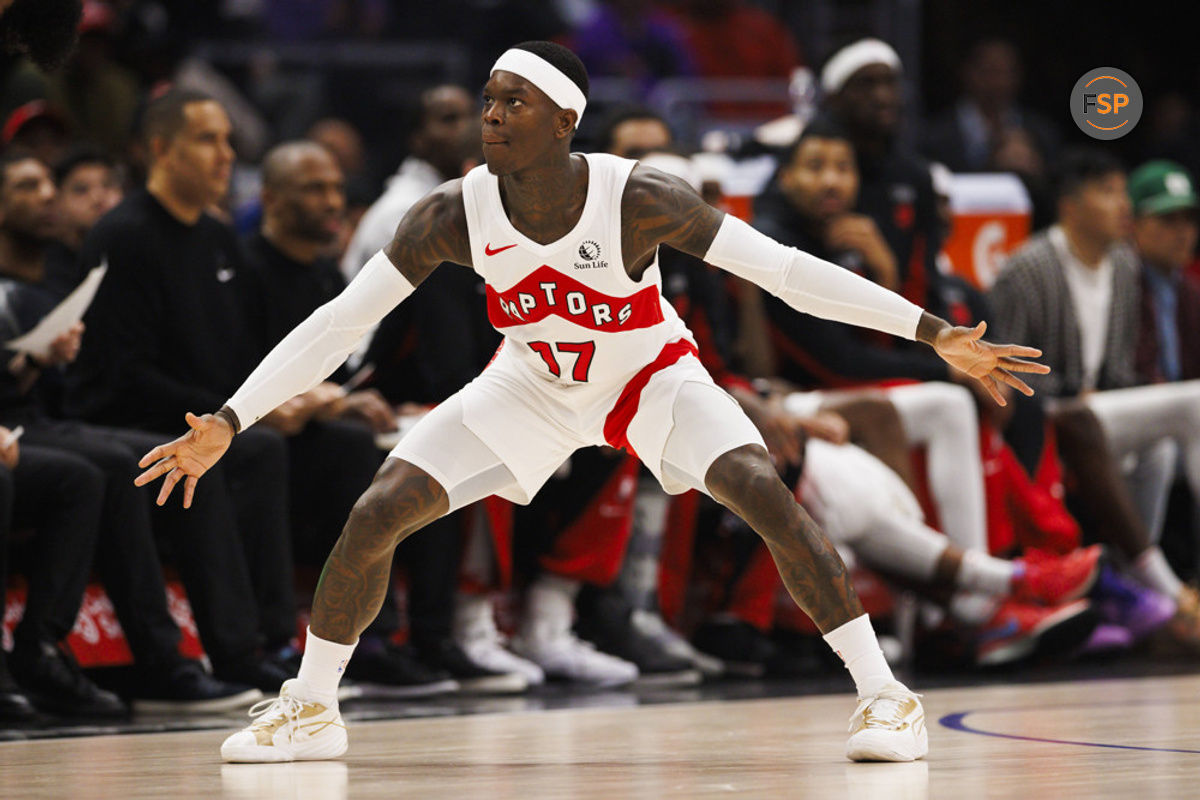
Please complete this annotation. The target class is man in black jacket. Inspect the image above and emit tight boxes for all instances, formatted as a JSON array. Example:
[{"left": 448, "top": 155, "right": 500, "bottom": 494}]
[{"left": 65, "top": 90, "right": 301, "bottom": 691}]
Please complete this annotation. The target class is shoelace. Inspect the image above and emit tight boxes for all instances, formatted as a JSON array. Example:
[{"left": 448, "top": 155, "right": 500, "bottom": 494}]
[
  {"left": 849, "top": 688, "right": 922, "bottom": 733},
  {"left": 247, "top": 693, "right": 306, "bottom": 742}
]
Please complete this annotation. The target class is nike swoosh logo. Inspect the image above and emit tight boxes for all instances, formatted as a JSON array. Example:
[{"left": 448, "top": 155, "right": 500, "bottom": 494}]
[{"left": 485, "top": 242, "right": 518, "bottom": 256}]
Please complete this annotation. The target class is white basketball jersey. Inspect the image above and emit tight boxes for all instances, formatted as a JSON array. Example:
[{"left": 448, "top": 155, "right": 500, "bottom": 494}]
[{"left": 460, "top": 153, "right": 693, "bottom": 391}]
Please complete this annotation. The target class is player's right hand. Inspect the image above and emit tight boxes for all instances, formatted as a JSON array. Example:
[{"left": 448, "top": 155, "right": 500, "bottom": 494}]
[{"left": 135, "top": 412, "right": 234, "bottom": 508}]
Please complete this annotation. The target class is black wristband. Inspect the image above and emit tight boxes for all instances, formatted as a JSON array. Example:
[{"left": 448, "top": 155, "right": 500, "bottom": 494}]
[{"left": 215, "top": 406, "right": 241, "bottom": 435}]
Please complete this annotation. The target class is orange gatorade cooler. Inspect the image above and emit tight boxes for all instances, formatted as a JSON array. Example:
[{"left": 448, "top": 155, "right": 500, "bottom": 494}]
[{"left": 939, "top": 172, "right": 1032, "bottom": 289}]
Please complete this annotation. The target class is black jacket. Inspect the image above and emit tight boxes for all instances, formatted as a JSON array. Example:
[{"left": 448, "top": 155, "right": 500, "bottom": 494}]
[{"left": 65, "top": 191, "right": 265, "bottom": 431}]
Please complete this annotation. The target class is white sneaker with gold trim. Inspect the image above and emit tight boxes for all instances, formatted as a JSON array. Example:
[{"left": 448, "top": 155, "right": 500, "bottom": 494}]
[
  {"left": 220, "top": 680, "right": 348, "bottom": 763},
  {"left": 845, "top": 681, "right": 928, "bottom": 762}
]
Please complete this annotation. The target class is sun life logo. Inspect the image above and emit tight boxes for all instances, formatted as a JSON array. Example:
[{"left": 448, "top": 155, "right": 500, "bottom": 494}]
[{"left": 575, "top": 240, "right": 607, "bottom": 269}]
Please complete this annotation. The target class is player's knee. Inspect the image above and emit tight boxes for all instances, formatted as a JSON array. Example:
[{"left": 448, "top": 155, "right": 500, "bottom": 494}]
[
  {"left": 705, "top": 444, "right": 788, "bottom": 517},
  {"left": 344, "top": 458, "right": 449, "bottom": 552}
]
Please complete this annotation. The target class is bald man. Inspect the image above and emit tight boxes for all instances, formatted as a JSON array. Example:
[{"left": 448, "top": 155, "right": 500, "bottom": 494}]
[
  {"left": 246, "top": 141, "right": 396, "bottom": 553},
  {"left": 246, "top": 142, "right": 476, "bottom": 698}
]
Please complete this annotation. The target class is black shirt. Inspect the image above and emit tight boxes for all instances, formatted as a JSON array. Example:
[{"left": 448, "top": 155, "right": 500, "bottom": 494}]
[
  {"left": 64, "top": 190, "right": 265, "bottom": 432},
  {"left": 0, "top": 275, "right": 59, "bottom": 423},
  {"left": 363, "top": 263, "right": 499, "bottom": 405},
  {"left": 41, "top": 240, "right": 85, "bottom": 300},
  {"left": 242, "top": 233, "right": 345, "bottom": 360},
  {"left": 752, "top": 180, "right": 951, "bottom": 389},
  {"left": 816, "top": 113, "right": 943, "bottom": 308}
]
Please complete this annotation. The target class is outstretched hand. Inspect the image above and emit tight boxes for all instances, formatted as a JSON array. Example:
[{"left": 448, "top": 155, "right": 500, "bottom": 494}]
[
  {"left": 931, "top": 320, "right": 1050, "bottom": 406},
  {"left": 134, "top": 412, "right": 234, "bottom": 507}
]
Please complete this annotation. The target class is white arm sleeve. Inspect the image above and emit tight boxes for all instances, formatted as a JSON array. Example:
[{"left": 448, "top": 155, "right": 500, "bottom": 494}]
[
  {"left": 225, "top": 250, "right": 414, "bottom": 429},
  {"left": 704, "top": 214, "right": 924, "bottom": 340}
]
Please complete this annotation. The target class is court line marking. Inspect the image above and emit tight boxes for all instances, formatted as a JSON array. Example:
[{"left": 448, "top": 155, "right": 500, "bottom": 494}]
[{"left": 939, "top": 700, "right": 1200, "bottom": 754}]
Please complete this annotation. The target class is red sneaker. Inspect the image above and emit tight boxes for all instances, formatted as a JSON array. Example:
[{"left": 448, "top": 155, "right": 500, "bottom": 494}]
[
  {"left": 976, "top": 598, "right": 1095, "bottom": 666},
  {"left": 1012, "top": 545, "right": 1102, "bottom": 605}
]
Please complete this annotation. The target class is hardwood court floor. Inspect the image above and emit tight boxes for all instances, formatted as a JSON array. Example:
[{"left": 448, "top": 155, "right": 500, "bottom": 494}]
[{"left": 2, "top": 673, "right": 1198, "bottom": 799}]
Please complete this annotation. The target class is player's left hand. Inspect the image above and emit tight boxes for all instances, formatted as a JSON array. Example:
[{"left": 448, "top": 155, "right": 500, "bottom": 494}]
[{"left": 932, "top": 320, "right": 1049, "bottom": 406}]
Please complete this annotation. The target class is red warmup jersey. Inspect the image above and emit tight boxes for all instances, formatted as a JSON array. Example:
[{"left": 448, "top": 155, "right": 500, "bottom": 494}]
[{"left": 461, "top": 152, "right": 694, "bottom": 393}]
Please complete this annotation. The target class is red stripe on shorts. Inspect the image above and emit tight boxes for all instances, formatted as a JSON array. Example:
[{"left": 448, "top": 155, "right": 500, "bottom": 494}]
[{"left": 603, "top": 338, "right": 699, "bottom": 456}]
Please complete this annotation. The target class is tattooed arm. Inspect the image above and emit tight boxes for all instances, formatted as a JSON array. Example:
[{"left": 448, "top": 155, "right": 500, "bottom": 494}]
[
  {"left": 621, "top": 164, "right": 1048, "bottom": 405},
  {"left": 620, "top": 165, "right": 724, "bottom": 276},
  {"left": 134, "top": 182, "right": 473, "bottom": 506},
  {"left": 383, "top": 179, "right": 474, "bottom": 282}
]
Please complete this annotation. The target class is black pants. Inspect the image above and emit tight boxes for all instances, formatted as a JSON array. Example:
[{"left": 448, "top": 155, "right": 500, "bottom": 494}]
[
  {"left": 287, "top": 419, "right": 383, "bottom": 566},
  {"left": 286, "top": 419, "right": 460, "bottom": 646},
  {"left": 19, "top": 420, "right": 296, "bottom": 670},
  {"left": 1, "top": 445, "right": 104, "bottom": 648}
]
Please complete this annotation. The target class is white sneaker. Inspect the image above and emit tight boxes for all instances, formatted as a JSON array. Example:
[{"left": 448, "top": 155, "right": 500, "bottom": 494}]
[
  {"left": 456, "top": 599, "right": 546, "bottom": 687},
  {"left": 845, "top": 681, "right": 928, "bottom": 762},
  {"left": 220, "top": 680, "right": 347, "bottom": 763},
  {"left": 631, "top": 610, "right": 724, "bottom": 678},
  {"left": 511, "top": 630, "right": 639, "bottom": 687}
]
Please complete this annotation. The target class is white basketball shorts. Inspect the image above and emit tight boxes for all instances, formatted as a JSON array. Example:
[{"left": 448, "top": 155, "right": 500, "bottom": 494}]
[{"left": 390, "top": 343, "right": 764, "bottom": 513}]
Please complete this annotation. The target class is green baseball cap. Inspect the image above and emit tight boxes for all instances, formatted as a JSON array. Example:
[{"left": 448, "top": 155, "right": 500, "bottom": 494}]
[{"left": 1128, "top": 159, "right": 1199, "bottom": 216}]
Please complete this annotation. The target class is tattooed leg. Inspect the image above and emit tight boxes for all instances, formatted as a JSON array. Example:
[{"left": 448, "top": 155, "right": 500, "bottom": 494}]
[
  {"left": 705, "top": 444, "right": 864, "bottom": 633},
  {"left": 310, "top": 457, "right": 449, "bottom": 644}
]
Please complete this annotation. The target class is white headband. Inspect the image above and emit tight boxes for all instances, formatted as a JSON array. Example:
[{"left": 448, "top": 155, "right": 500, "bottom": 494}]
[
  {"left": 820, "top": 38, "right": 902, "bottom": 95},
  {"left": 492, "top": 48, "right": 587, "bottom": 125}
]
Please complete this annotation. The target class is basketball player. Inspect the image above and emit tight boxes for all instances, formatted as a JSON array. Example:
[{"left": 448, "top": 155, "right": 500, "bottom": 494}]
[{"left": 136, "top": 42, "right": 1048, "bottom": 763}]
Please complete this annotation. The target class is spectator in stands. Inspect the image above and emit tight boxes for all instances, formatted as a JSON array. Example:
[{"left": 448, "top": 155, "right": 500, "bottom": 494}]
[
  {"left": 921, "top": 38, "right": 1059, "bottom": 175},
  {"left": 597, "top": 106, "right": 675, "bottom": 160},
  {"left": 248, "top": 140, "right": 482, "bottom": 697},
  {"left": 63, "top": 89, "right": 304, "bottom": 690},
  {"left": 0, "top": 150, "right": 261, "bottom": 710},
  {"left": 1137, "top": 92, "right": 1200, "bottom": 192},
  {"left": 305, "top": 117, "right": 378, "bottom": 256},
  {"left": 1, "top": 100, "right": 74, "bottom": 168},
  {"left": 672, "top": 0, "right": 800, "bottom": 118},
  {"left": 45, "top": 1, "right": 141, "bottom": 158},
  {"left": 0, "top": 0, "right": 82, "bottom": 72},
  {"left": 42, "top": 145, "right": 122, "bottom": 298},
  {"left": 921, "top": 39, "right": 1059, "bottom": 231},
  {"left": 0, "top": 426, "right": 124, "bottom": 718},
  {"left": 1130, "top": 160, "right": 1200, "bottom": 385},
  {"left": 341, "top": 85, "right": 475, "bottom": 280},
  {"left": 569, "top": 1, "right": 696, "bottom": 98},
  {"left": 989, "top": 148, "right": 1200, "bottom": 644}
]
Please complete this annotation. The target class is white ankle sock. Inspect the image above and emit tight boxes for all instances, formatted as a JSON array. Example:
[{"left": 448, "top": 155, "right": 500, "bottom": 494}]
[
  {"left": 1132, "top": 547, "right": 1184, "bottom": 598},
  {"left": 822, "top": 614, "right": 895, "bottom": 698},
  {"left": 957, "top": 550, "right": 1016, "bottom": 596},
  {"left": 296, "top": 627, "right": 357, "bottom": 703}
]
